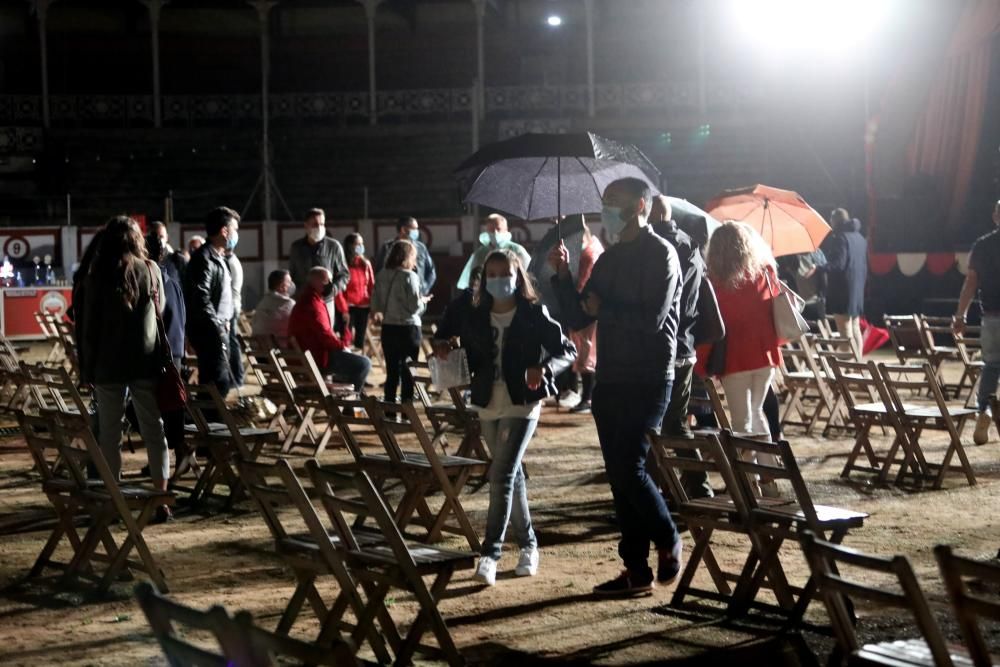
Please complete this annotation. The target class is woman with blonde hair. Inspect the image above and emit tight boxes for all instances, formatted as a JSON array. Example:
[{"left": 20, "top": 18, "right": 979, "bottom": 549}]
[{"left": 703, "top": 221, "right": 783, "bottom": 494}]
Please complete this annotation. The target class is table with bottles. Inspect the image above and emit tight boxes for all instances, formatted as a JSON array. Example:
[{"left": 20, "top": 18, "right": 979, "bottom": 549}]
[{"left": 0, "top": 256, "right": 72, "bottom": 341}]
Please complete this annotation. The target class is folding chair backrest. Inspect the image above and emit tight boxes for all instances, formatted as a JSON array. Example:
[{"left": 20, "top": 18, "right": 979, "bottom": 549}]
[
  {"left": 800, "top": 532, "right": 955, "bottom": 667},
  {"left": 829, "top": 358, "right": 890, "bottom": 413},
  {"left": 813, "top": 335, "right": 859, "bottom": 368},
  {"left": 719, "top": 430, "right": 821, "bottom": 528},
  {"left": 646, "top": 430, "right": 743, "bottom": 509},
  {"left": 186, "top": 384, "right": 255, "bottom": 459},
  {"left": 935, "top": 544, "right": 1000, "bottom": 667},
  {"left": 135, "top": 582, "right": 244, "bottom": 667},
  {"left": 326, "top": 394, "right": 378, "bottom": 461},
  {"left": 237, "top": 458, "right": 306, "bottom": 547},
  {"left": 18, "top": 412, "right": 63, "bottom": 481},
  {"left": 231, "top": 608, "right": 357, "bottom": 667},
  {"left": 21, "top": 362, "right": 89, "bottom": 419},
  {"left": 878, "top": 362, "right": 940, "bottom": 415},
  {"left": 780, "top": 335, "right": 819, "bottom": 376},
  {"left": 955, "top": 328, "right": 982, "bottom": 365},
  {"left": 35, "top": 311, "right": 58, "bottom": 341},
  {"left": 0, "top": 338, "right": 21, "bottom": 374},
  {"left": 884, "top": 315, "right": 926, "bottom": 363},
  {"left": 272, "top": 348, "right": 329, "bottom": 400},
  {"left": 705, "top": 378, "right": 732, "bottom": 432},
  {"left": 408, "top": 361, "right": 436, "bottom": 410},
  {"left": 304, "top": 459, "right": 378, "bottom": 555}
]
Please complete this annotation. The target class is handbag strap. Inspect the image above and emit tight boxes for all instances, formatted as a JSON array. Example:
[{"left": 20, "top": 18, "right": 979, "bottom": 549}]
[
  {"left": 763, "top": 264, "right": 781, "bottom": 298},
  {"left": 145, "top": 260, "right": 174, "bottom": 361}
]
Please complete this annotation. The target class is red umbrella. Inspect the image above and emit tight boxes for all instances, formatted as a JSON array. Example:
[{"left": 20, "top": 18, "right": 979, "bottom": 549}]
[{"left": 704, "top": 184, "right": 831, "bottom": 257}]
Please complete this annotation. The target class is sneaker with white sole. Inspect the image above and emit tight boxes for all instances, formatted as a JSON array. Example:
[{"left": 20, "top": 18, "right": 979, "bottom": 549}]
[
  {"left": 557, "top": 390, "right": 581, "bottom": 409},
  {"left": 474, "top": 556, "right": 497, "bottom": 586},
  {"left": 974, "top": 412, "right": 993, "bottom": 446},
  {"left": 514, "top": 547, "right": 539, "bottom": 577}
]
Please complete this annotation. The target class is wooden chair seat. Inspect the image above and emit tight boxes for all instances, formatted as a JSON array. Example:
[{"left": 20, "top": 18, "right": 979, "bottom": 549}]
[
  {"left": 903, "top": 406, "right": 977, "bottom": 420},
  {"left": 348, "top": 544, "right": 476, "bottom": 574},
  {"left": 755, "top": 501, "right": 868, "bottom": 528},
  {"left": 83, "top": 486, "right": 176, "bottom": 504},
  {"left": 206, "top": 426, "right": 279, "bottom": 440},
  {"left": 852, "top": 639, "right": 974, "bottom": 667},
  {"left": 785, "top": 370, "right": 831, "bottom": 382}
]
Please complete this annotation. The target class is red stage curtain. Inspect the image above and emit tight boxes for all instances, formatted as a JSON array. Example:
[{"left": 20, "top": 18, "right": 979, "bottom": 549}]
[{"left": 905, "top": 0, "right": 1000, "bottom": 228}]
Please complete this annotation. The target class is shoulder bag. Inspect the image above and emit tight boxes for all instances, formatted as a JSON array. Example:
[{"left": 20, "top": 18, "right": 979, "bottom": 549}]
[
  {"left": 765, "top": 266, "right": 810, "bottom": 343},
  {"left": 146, "top": 262, "right": 187, "bottom": 412}
]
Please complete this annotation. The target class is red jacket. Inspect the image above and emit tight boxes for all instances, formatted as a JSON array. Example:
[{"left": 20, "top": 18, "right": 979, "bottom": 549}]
[
  {"left": 288, "top": 288, "right": 346, "bottom": 369},
  {"left": 344, "top": 256, "right": 375, "bottom": 308},
  {"left": 697, "top": 266, "right": 782, "bottom": 377}
]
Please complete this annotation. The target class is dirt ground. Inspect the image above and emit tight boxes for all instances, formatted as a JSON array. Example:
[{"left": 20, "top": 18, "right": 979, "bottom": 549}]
[{"left": 1, "top": 351, "right": 999, "bottom": 666}]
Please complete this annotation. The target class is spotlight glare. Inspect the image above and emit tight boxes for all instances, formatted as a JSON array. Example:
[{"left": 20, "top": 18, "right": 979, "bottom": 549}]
[{"left": 546, "top": 15, "right": 563, "bottom": 27}]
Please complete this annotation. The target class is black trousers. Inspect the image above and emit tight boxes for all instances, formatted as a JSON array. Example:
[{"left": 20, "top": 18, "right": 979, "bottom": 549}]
[
  {"left": 381, "top": 324, "right": 421, "bottom": 403},
  {"left": 349, "top": 306, "right": 370, "bottom": 349}
]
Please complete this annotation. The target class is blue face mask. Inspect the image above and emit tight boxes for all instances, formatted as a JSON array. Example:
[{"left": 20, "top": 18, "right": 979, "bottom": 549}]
[
  {"left": 485, "top": 275, "right": 518, "bottom": 301},
  {"left": 356, "top": 245, "right": 365, "bottom": 256},
  {"left": 225, "top": 230, "right": 239, "bottom": 251},
  {"left": 601, "top": 205, "right": 626, "bottom": 242},
  {"left": 408, "top": 229, "right": 420, "bottom": 242}
]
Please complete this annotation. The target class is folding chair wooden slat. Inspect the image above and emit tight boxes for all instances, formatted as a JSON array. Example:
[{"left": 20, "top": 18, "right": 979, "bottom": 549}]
[
  {"left": 778, "top": 335, "right": 837, "bottom": 435},
  {"left": 955, "top": 327, "right": 984, "bottom": 409},
  {"left": 801, "top": 532, "right": 969, "bottom": 667},
  {"left": 273, "top": 348, "right": 346, "bottom": 457},
  {"left": 885, "top": 314, "right": 929, "bottom": 366}
]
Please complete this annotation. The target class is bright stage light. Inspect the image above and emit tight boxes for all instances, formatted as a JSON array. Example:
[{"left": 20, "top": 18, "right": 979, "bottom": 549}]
[
  {"left": 546, "top": 15, "right": 563, "bottom": 27},
  {"left": 732, "top": 0, "right": 893, "bottom": 58}
]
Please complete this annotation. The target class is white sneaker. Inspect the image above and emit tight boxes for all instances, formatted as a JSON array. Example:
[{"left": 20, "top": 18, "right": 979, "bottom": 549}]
[
  {"left": 474, "top": 556, "right": 497, "bottom": 586},
  {"left": 558, "top": 390, "right": 581, "bottom": 409},
  {"left": 974, "top": 412, "right": 993, "bottom": 446},
  {"left": 514, "top": 547, "right": 539, "bottom": 577}
]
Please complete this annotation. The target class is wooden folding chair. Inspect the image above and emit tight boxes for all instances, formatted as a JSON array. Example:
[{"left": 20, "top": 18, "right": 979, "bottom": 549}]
[
  {"left": 365, "top": 398, "right": 488, "bottom": 550},
  {"left": 829, "top": 358, "right": 921, "bottom": 484},
  {"left": 812, "top": 335, "right": 861, "bottom": 435},
  {"left": 884, "top": 314, "right": 929, "bottom": 366},
  {"left": 721, "top": 431, "right": 868, "bottom": 620},
  {"left": 273, "top": 348, "right": 343, "bottom": 456},
  {"left": 18, "top": 413, "right": 100, "bottom": 578},
  {"left": 19, "top": 362, "right": 91, "bottom": 431},
  {"left": 778, "top": 335, "right": 838, "bottom": 435},
  {"left": 878, "top": 362, "right": 977, "bottom": 489},
  {"left": 646, "top": 429, "right": 796, "bottom": 610},
  {"left": 0, "top": 338, "right": 28, "bottom": 413},
  {"left": 919, "top": 316, "right": 966, "bottom": 397},
  {"left": 135, "top": 582, "right": 358, "bottom": 667},
  {"left": 307, "top": 462, "right": 475, "bottom": 667},
  {"left": 237, "top": 457, "right": 395, "bottom": 664},
  {"left": 800, "top": 532, "right": 967, "bottom": 667},
  {"left": 51, "top": 414, "right": 175, "bottom": 594},
  {"left": 935, "top": 545, "right": 1000, "bottom": 667},
  {"left": 955, "top": 327, "right": 984, "bottom": 409},
  {"left": 184, "top": 383, "right": 278, "bottom": 508}
]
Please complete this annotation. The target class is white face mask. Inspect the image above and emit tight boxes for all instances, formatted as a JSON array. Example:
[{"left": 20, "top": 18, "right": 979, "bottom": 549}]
[
  {"left": 601, "top": 205, "right": 627, "bottom": 242},
  {"left": 307, "top": 226, "right": 326, "bottom": 243},
  {"left": 480, "top": 230, "right": 512, "bottom": 247}
]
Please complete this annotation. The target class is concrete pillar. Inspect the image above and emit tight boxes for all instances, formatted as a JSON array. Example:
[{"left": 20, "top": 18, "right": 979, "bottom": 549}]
[
  {"left": 31, "top": 0, "right": 52, "bottom": 129},
  {"left": 141, "top": 0, "right": 167, "bottom": 128},
  {"left": 358, "top": 0, "right": 383, "bottom": 125},
  {"left": 583, "top": 0, "right": 594, "bottom": 117},
  {"left": 471, "top": 0, "right": 486, "bottom": 119}
]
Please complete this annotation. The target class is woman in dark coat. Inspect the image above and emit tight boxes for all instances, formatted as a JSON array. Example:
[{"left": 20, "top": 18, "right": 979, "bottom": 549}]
[{"left": 822, "top": 209, "right": 868, "bottom": 358}]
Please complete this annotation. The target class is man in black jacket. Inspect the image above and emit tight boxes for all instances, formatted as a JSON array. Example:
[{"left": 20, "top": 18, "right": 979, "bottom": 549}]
[
  {"left": 550, "top": 177, "right": 683, "bottom": 597},
  {"left": 650, "top": 196, "right": 714, "bottom": 500},
  {"left": 184, "top": 206, "right": 240, "bottom": 396}
]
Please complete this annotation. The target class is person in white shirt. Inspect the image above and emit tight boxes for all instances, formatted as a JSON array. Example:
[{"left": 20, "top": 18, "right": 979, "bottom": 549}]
[{"left": 251, "top": 269, "right": 296, "bottom": 340}]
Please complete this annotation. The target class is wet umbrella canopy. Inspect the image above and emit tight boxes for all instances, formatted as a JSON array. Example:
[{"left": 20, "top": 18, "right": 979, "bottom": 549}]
[{"left": 455, "top": 133, "right": 661, "bottom": 222}]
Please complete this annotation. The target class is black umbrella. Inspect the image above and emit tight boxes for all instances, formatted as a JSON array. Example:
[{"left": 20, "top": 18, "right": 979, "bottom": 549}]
[
  {"left": 667, "top": 197, "right": 722, "bottom": 250},
  {"left": 454, "top": 133, "right": 662, "bottom": 223}
]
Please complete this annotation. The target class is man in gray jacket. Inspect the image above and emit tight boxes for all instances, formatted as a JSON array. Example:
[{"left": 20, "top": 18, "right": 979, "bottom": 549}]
[{"left": 288, "top": 208, "right": 349, "bottom": 326}]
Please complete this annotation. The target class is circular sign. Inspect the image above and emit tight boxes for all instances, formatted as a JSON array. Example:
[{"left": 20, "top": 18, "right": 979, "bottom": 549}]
[
  {"left": 40, "top": 290, "right": 68, "bottom": 318},
  {"left": 4, "top": 236, "right": 30, "bottom": 260}
]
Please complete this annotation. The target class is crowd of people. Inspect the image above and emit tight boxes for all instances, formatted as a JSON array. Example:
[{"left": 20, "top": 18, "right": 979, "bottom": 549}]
[{"left": 75, "top": 179, "right": 998, "bottom": 600}]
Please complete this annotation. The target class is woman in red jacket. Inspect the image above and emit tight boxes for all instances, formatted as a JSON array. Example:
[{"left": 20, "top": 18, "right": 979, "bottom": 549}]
[
  {"left": 344, "top": 232, "right": 375, "bottom": 350},
  {"left": 705, "top": 222, "right": 782, "bottom": 493}
]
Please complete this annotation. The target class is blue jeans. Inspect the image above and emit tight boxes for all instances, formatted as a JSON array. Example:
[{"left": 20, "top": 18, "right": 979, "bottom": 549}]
[
  {"left": 979, "top": 315, "right": 1000, "bottom": 412},
  {"left": 480, "top": 417, "right": 538, "bottom": 560},
  {"left": 327, "top": 350, "right": 372, "bottom": 391},
  {"left": 592, "top": 381, "right": 679, "bottom": 573}
]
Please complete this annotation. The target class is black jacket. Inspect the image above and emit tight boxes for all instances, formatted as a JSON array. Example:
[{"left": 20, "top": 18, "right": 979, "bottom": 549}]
[
  {"left": 652, "top": 220, "right": 702, "bottom": 362},
  {"left": 435, "top": 296, "right": 576, "bottom": 409},
  {"left": 554, "top": 225, "right": 681, "bottom": 385},
  {"left": 821, "top": 218, "right": 867, "bottom": 316},
  {"left": 183, "top": 244, "right": 229, "bottom": 343}
]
